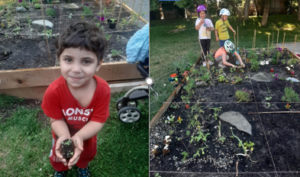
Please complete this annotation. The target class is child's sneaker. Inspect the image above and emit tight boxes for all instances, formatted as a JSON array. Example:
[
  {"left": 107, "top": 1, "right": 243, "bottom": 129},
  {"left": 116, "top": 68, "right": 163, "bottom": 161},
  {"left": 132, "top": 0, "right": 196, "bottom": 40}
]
[
  {"left": 77, "top": 166, "right": 91, "bottom": 177},
  {"left": 54, "top": 171, "right": 66, "bottom": 177},
  {"left": 218, "top": 62, "right": 226, "bottom": 68}
]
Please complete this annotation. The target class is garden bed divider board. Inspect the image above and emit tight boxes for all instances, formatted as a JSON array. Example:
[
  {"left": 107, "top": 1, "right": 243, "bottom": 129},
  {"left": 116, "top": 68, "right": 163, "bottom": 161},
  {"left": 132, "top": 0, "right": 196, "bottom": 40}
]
[
  {"left": 150, "top": 48, "right": 300, "bottom": 128},
  {"left": 116, "top": 0, "right": 148, "bottom": 24},
  {"left": 150, "top": 56, "right": 202, "bottom": 128}
]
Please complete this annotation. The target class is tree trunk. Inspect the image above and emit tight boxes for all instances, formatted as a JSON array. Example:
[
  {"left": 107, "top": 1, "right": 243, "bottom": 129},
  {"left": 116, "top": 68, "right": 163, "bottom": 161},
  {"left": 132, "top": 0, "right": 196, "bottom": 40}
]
[
  {"left": 261, "top": 0, "right": 270, "bottom": 26},
  {"left": 298, "top": 0, "right": 300, "bottom": 21},
  {"left": 244, "top": 0, "right": 250, "bottom": 20},
  {"left": 253, "top": 0, "right": 259, "bottom": 16},
  {"left": 228, "top": 0, "right": 243, "bottom": 21}
]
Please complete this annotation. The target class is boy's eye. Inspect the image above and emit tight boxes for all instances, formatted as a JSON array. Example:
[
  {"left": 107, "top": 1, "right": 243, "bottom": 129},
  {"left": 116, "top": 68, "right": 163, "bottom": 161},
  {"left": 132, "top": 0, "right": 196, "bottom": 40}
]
[
  {"left": 64, "top": 58, "right": 72, "bottom": 62},
  {"left": 83, "top": 60, "right": 91, "bottom": 64}
]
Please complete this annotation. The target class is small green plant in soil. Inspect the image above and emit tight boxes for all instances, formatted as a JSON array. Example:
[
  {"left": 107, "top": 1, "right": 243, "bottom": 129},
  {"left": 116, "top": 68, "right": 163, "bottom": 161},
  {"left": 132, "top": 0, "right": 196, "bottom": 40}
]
[
  {"left": 101, "top": 26, "right": 105, "bottom": 31},
  {"left": 170, "top": 102, "right": 179, "bottom": 109},
  {"left": 105, "top": 34, "right": 112, "bottom": 41},
  {"left": 265, "top": 96, "right": 272, "bottom": 108},
  {"left": 61, "top": 139, "right": 74, "bottom": 160},
  {"left": 193, "top": 147, "right": 208, "bottom": 158},
  {"left": 233, "top": 76, "right": 243, "bottom": 84},
  {"left": 111, "top": 49, "right": 121, "bottom": 57},
  {"left": 46, "top": 8, "right": 56, "bottom": 17},
  {"left": 181, "top": 151, "right": 188, "bottom": 162},
  {"left": 12, "top": 27, "right": 20, "bottom": 32},
  {"left": 68, "top": 13, "right": 72, "bottom": 19},
  {"left": 110, "top": 18, "right": 117, "bottom": 23},
  {"left": 287, "top": 58, "right": 298, "bottom": 65},
  {"left": 285, "top": 103, "right": 291, "bottom": 109},
  {"left": 190, "top": 132, "right": 210, "bottom": 143},
  {"left": 191, "top": 104, "right": 204, "bottom": 115},
  {"left": 96, "top": 23, "right": 100, "bottom": 28},
  {"left": 119, "top": 18, "right": 130, "bottom": 30},
  {"left": 155, "top": 173, "right": 162, "bottom": 177},
  {"left": 165, "top": 115, "right": 175, "bottom": 124},
  {"left": 250, "top": 58, "right": 260, "bottom": 72},
  {"left": 181, "top": 95, "right": 190, "bottom": 103},
  {"left": 82, "top": 6, "right": 93, "bottom": 16},
  {"left": 177, "top": 116, "right": 183, "bottom": 124},
  {"left": 281, "top": 87, "right": 300, "bottom": 102},
  {"left": 43, "top": 30, "right": 52, "bottom": 39},
  {"left": 184, "top": 77, "right": 195, "bottom": 97},
  {"left": 34, "top": 3, "right": 41, "bottom": 9},
  {"left": 230, "top": 128, "right": 251, "bottom": 158},
  {"left": 230, "top": 67, "right": 236, "bottom": 73},
  {"left": 218, "top": 74, "right": 226, "bottom": 82},
  {"left": 241, "top": 141, "right": 255, "bottom": 152},
  {"left": 235, "top": 88, "right": 252, "bottom": 102},
  {"left": 218, "top": 136, "right": 226, "bottom": 143},
  {"left": 209, "top": 107, "right": 222, "bottom": 120}
]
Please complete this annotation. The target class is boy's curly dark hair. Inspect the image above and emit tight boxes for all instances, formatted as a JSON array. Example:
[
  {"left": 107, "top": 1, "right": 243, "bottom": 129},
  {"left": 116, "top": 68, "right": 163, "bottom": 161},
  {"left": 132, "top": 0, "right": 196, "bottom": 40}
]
[{"left": 55, "top": 21, "right": 107, "bottom": 64}]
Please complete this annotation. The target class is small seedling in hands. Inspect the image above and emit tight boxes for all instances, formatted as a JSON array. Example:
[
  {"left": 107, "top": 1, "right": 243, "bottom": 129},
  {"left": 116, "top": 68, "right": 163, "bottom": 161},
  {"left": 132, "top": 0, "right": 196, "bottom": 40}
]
[{"left": 61, "top": 139, "right": 75, "bottom": 161}]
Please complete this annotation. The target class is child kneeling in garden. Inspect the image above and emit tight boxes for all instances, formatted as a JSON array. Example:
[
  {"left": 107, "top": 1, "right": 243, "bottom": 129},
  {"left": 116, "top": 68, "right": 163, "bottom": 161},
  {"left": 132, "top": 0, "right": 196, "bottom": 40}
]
[
  {"left": 195, "top": 4, "right": 214, "bottom": 66},
  {"left": 215, "top": 40, "right": 245, "bottom": 68},
  {"left": 41, "top": 21, "right": 111, "bottom": 177}
]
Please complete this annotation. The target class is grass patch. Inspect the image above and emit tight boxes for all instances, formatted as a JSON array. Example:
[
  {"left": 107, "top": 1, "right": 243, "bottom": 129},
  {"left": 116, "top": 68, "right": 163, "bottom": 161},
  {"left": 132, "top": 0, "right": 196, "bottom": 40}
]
[
  {"left": 0, "top": 92, "right": 148, "bottom": 176},
  {"left": 150, "top": 14, "right": 300, "bottom": 119}
]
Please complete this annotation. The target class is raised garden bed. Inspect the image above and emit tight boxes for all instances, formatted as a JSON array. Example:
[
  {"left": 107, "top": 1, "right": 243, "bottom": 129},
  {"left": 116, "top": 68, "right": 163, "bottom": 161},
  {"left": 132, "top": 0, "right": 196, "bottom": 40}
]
[{"left": 150, "top": 48, "right": 300, "bottom": 176}]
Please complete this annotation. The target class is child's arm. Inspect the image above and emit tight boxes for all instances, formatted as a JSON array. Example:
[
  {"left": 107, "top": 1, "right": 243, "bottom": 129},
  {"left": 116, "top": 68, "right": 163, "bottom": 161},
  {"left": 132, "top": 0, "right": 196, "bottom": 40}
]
[
  {"left": 228, "top": 25, "right": 236, "bottom": 35},
  {"left": 221, "top": 53, "right": 236, "bottom": 68},
  {"left": 234, "top": 51, "right": 245, "bottom": 67},
  {"left": 67, "top": 121, "right": 105, "bottom": 169},
  {"left": 215, "top": 30, "right": 219, "bottom": 41},
  {"left": 195, "top": 18, "right": 204, "bottom": 30},
  {"left": 50, "top": 118, "right": 71, "bottom": 167}
]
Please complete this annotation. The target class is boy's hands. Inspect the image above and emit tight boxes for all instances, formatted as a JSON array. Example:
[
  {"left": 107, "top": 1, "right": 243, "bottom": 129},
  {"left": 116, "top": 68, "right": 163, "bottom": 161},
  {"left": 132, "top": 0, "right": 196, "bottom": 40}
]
[
  {"left": 67, "top": 134, "right": 84, "bottom": 169},
  {"left": 240, "top": 62, "right": 245, "bottom": 68},
  {"left": 232, "top": 30, "right": 236, "bottom": 35},
  {"left": 55, "top": 134, "right": 71, "bottom": 166}
]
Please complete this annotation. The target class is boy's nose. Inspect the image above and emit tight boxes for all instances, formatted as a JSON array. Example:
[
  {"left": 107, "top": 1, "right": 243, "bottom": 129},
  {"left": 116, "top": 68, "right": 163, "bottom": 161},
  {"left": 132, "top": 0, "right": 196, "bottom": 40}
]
[{"left": 71, "top": 63, "right": 82, "bottom": 73}]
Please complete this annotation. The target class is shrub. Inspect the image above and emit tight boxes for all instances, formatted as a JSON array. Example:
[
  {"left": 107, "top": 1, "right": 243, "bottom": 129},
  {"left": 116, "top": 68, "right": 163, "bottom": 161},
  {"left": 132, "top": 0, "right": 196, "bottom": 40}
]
[{"left": 281, "top": 87, "right": 300, "bottom": 102}]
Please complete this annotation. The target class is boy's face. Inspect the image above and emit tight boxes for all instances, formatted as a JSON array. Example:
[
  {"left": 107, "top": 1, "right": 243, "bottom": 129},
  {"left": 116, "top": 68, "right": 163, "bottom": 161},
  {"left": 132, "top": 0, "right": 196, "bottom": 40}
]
[
  {"left": 60, "top": 47, "right": 102, "bottom": 89},
  {"left": 222, "top": 15, "right": 228, "bottom": 21},
  {"left": 199, "top": 11, "right": 206, "bottom": 19}
]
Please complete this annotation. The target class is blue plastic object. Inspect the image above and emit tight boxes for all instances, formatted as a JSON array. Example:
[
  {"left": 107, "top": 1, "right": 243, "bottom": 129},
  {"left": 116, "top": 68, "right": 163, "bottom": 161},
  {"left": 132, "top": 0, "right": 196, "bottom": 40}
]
[
  {"left": 168, "top": 78, "right": 175, "bottom": 82},
  {"left": 126, "top": 24, "right": 149, "bottom": 65}
]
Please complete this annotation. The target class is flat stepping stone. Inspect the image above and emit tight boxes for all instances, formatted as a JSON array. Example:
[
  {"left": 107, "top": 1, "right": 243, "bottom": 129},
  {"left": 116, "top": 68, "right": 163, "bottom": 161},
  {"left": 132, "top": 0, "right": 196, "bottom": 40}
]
[
  {"left": 219, "top": 111, "right": 252, "bottom": 135},
  {"left": 250, "top": 72, "right": 272, "bottom": 82},
  {"left": 63, "top": 3, "right": 79, "bottom": 9},
  {"left": 32, "top": 20, "right": 53, "bottom": 28}
]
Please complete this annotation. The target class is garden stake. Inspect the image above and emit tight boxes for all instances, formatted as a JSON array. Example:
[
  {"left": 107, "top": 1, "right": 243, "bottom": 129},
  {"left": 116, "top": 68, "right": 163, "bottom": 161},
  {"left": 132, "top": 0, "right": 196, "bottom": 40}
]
[
  {"left": 112, "top": 0, "right": 117, "bottom": 18},
  {"left": 136, "top": 0, "right": 144, "bottom": 25},
  {"left": 292, "top": 35, "right": 297, "bottom": 60},
  {"left": 282, "top": 32, "right": 286, "bottom": 49},
  {"left": 277, "top": 30, "right": 279, "bottom": 47},
  {"left": 267, "top": 34, "right": 270, "bottom": 56},
  {"left": 130, "top": 0, "right": 136, "bottom": 26},
  {"left": 116, "top": 0, "right": 124, "bottom": 30},
  {"left": 40, "top": 0, "right": 51, "bottom": 61},
  {"left": 236, "top": 161, "right": 238, "bottom": 177},
  {"left": 249, "top": 111, "right": 300, "bottom": 114}
]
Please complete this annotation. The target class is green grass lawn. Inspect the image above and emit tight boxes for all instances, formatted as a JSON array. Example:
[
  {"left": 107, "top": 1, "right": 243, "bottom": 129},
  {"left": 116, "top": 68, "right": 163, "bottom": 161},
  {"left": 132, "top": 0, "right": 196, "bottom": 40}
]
[
  {"left": 150, "top": 14, "right": 300, "bottom": 119},
  {"left": 0, "top": 93, "right": 148, "bottom": 177}
]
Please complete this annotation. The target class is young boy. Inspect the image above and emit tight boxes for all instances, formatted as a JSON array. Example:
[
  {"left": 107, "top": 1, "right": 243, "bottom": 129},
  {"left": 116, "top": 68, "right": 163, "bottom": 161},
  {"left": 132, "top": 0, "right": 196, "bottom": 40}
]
[
  {"left": 215, "top": 40, "right": 245, "bottom": 68},
  {"left": 195, "top": 4, "right": 214, "bottom": 66},
  {"left": 41, "top": 21, "right": 110, "bottom": 177},
  {"left": 215, "top": 8, "right": 236, "bottom": 47}
]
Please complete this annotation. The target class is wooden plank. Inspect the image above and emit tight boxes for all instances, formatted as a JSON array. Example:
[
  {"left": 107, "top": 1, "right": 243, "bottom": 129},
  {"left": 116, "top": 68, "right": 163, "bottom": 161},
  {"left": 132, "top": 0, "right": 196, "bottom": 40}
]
[
  {"left": 0, "top": 80, "right": 145, "bottom": 99},
  {"left": 0, "top": 62, "right": 143, "bottom": 89}
]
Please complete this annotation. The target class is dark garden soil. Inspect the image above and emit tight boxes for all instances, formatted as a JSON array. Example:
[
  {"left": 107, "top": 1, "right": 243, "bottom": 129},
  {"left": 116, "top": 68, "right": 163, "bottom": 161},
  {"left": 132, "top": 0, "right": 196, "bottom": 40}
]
[
  {"left": 150, "top": 49, "right": 300, "bottom": 176},
  {"left": 0, "top": 1, "right": 143, "bottom": 70},
  {"left": 61, "top": 139, "right": 74, "bottom": 160},
  {"left": 150, "top": 172, "right": 299, "bottom": 177}
]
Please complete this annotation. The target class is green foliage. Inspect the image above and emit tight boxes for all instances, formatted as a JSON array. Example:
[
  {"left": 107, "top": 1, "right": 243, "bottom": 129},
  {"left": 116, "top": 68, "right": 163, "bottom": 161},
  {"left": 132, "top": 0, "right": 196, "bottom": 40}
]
[
  {"left": 68, "top": 13, "right": 73, "bottom": 19},
  {"left": 165, "top": 115, "right": 175, "bottom": 124},
  {"left": 218, "top": 74, "right": 226, "bottom": 82},
  {"left": 43, "top": 30, "right": 52, "bottom": 39},
  {"left": 230, "top": 67, "right": 236, "bottom": 73},
  {"left": 250, "top": 58, "right": 260, "bottom": 72},
  {"left": 105, "top": 34, "right": 112, "bottom": 41},
  {"left": 62, "top": 139, "right": 72, "bottom": 146},
  {"left": 190, "top": 103, "right": 204, "bottom": 115},
  {"left": 170, "top": 103, "right": 179, "bottom": 109},
  {"left": 242, "top": 141, "right": 255, "bottom": 152},
  {"left": 235, "top": 88, "right": 252, "bottom": 102},
  {"left": 281, "top": 87, "right": 300, "bottom": 102},
  {"left": 34, "top": 3, "right": 41, "bottom": 9},
  {"left": 82, "top": 6, "right": 93, "bottom": 16},
  {"left": 230, "top": 128, "right": 247, "bottom": 154},
  {"left": 234, "top": 76, "right": 243, "bottom": 84},
  {"left": 193, "top": 147, "right": 208, "bottom": 158},
  {"left": 181, "top": 151, "right": 189, "bottom": 162},
  {"left": 119, "top": 18, "right": 130, "bottom": 30},
  {"left": 111, "top": 49, "right": 121, "bottom": 57},
  {"left": 184, "top": 77, "right": 195, "bottom": 97},
  {"left": 96, "top": 23, "right": 100, "bottom": 27},
  {"left": 287, "top": 58, "right": 298, "bottom": 65},
  {"left": 247, "top": 50, "right": 258, "bottom": 60},
  {"left": 190, "top": 132, "right": 210, "bottom": 143},
  {"left": 218, "top": 137, "right": 226, "bottom": 143},
  {"left": 0, "top": 93, "right": 24, "bottom": 109},
  {"left": 209, "top": 107, "right": 222, "bottom": 120},
  {"left": 181, "top": 95, "right": 190, "bottom": 103},
  {"left": 46, "top": 8, "right": 56, "bottom": 17}
]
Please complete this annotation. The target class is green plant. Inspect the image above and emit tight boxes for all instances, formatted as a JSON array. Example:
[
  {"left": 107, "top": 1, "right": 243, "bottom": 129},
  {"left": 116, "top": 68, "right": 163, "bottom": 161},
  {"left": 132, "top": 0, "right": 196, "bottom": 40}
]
[
  {"left": 230, "top": 128, "right": 247, "bottom": 155},
  {"left": 177, "top": 116, "right": 183, "bottom": 124},
  {"left": 285, "top": 103, "right": 291, "bottom": 109},
  {"left": 82, "top": 6, "right": 93, "bottom": 16},
  {"left": 62, "top": 139, "right": 72, "bottom": 146},
  {"left": 186, "top": 130, "right": 190, "bottom": 136},
  {"left": 265, "top": 97, "right": 272, "bottom": 101},
  {"left": 12, "top": 27, "right": 20, "bottom": 32},
  {"left": 165, "top": 115, "right": 175, "bottom": 124},
  {"left": 287, "top": 58, "right": 298, "bottom": 65},
  {"left": 43, "top": 30, "right": 52, "bottom": 39},
  {"left": 155, "top": 173, "right": 162, "bottom": 177},
  {"left": 190, "top": 104, "right": 204, "bottom": 115},
  {"left": 209, "top": 107, "right": 222, "bottom": 120},
  {"left": 96, "top": 23, "right": 100, "bottom": 28},
  {"left": 111, "top": 49, "right": 121, "bottom": 57},
  {"left": 281, "top": 87, "right": 300, "bottom": 102},
  {"left": 100, "top": 26, "right": 105, "bottom": 31},
  {"left": 241, "top": 141, "right": 255, "bottom": 152},
  {"left": 119, "top": 18, "right": 129, "bottom": 30},
  {"left": 105, "top": 34, "right": 112, "bottom": 41},
  {"left": 181, "top": 95, "right": 190, "bottom": 103},
  {"left": 234, "top": 76, "right": 243, "bottom": 84},
  {"left": 170, "top": 103, "right": 179, "bottom": 109},
  {"left": 218, "top": 75, "right": 226, "bottom": 82},
  {"left": 68, "top": 13, "right": 72, "bottom": 19},
  {"left": 110, "top": 18, "right": 117, "bottom": 23},
  {"left": 218, "top": 137, "right": 226, "bottom": 143},
  {"left": 250, "top": 58, "right": 260, "bottom": 71},
  {"left": 190, "top": 132, "right": 210, "bottom": 143},
  {"left": 181, "top": 151, "right": 188, "bottom": 162},
  {"left": 193, "top": 147, "right": 208, "bottom": 158},
  {"left": 34, "top": 3, "right": 41, "bottom": 9},
  {"left": 230, "top": 67, "right": 236, "bottom": 73},
  {"left": 235, "top": 88, "right": 252, "bottom": 102},
  {"left": 281, "top": 59, "right": 286, "bottom": 64},
  {"left": 46, "top": 8, "right": 56, "bottom": 17},
  {"left": 184, "top": 77, "right": 195, "bottom": 97}
]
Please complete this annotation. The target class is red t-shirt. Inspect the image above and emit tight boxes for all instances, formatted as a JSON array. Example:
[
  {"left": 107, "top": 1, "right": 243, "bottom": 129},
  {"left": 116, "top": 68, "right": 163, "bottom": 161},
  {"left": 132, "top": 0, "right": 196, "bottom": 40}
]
[{"left": 41, "top": 75, "right": 111, "bottom": 143}]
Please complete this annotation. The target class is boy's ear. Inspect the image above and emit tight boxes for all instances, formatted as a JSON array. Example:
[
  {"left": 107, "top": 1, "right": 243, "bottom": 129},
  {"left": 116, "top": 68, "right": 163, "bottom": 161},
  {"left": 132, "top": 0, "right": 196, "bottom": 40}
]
[{"left": 96, "top": 60, "right": 103, "bottom": 72}]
